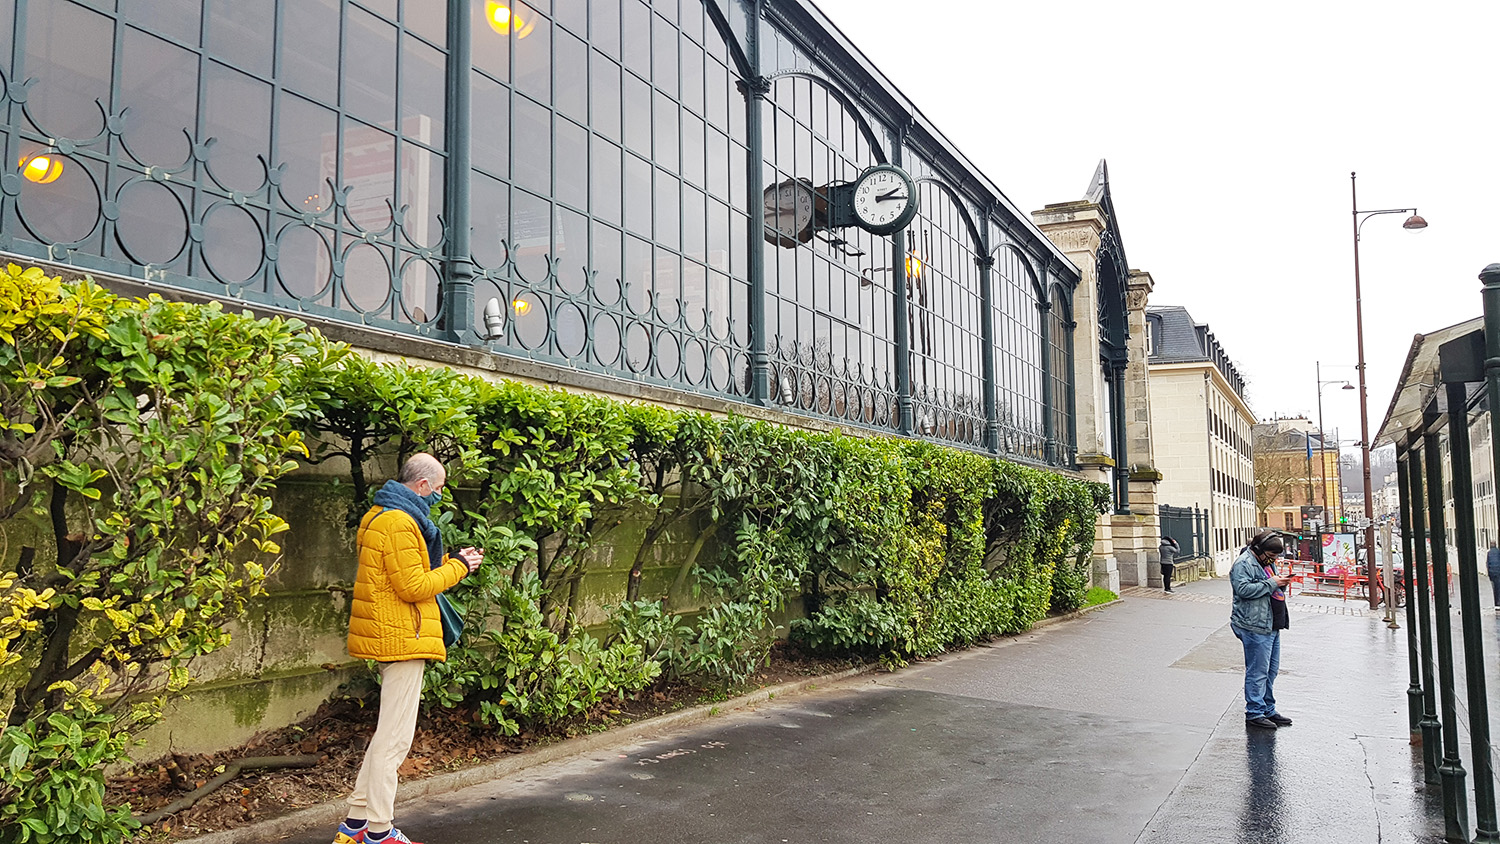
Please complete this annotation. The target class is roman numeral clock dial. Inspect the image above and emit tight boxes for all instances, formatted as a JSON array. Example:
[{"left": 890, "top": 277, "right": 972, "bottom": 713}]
[{"left": 849, "top": 165, "right": 918, "bottom": 236}]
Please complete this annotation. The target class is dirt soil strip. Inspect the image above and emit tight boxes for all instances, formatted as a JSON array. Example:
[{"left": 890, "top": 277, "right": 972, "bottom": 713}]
[{"left": 175, "top": 599, "right": 1120, "bottom": 844}]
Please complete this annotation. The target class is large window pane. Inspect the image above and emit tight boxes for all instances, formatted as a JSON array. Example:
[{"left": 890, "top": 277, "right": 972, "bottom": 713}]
[
  {"left": 205, "top": 0, "right": 274, "bottom": 78},
  {"left": 343, "top": 121, "right": 395, "bottom": 232},
  {"left": 513, "top": 95, "right": 551, "bottom": 196},
  {"left": 590, "top": 136, "right": 622, "bottom": 225},
  {"left": 472, "top": 0, "right": 510, "bottom": 80},
  {"left": 653, "top": 89, "right": 678, "bottom": 174},
  {"left": 472, "top": 72, "right": 510, "bottom": 177},
  {"left": 120, "top": 0, "right": 200, "bottom": 45},
  {"left": 556, "top": 117, "right": 588, "bottom": 211},
  {"left": 589, "top": 52, "right": 621, "bottom": 141},
  {"left": 512, "top": 189, "right": 551, "bottom": 283},
  {"left": 555, "top": 29, "right": 588, "bottom": 124},
  {"left": 399, "top": 143, "right": 444, "bottom": 249},
  {"left": 471, "top": 173, "right": 509, "bottom": 269},
  {"left": 118, "top": 27, "right": 197, "bottom": 167},
  {"left": 401, "top": 36, "right": 446, "bottom": 149},
  {"left": 622, "top": 72, "right": 650, "bottom": 156},
  {"left": 345, "top": 8, "right": 397, "bottom": 127},
  {"left": 281, "top": 0, "right": 340, "bottom": 103},
  {"left": 654, "top": 168, "right": 678, "bottom": 250},
  {"left": 623, "top": 153, "right": 651, "bottom": 238},
  {"left": 592, "top": 0, "right": 621, "bottom": 59},
  {"left": 651, "top": 11, "right": 677, "bottom": 98},
  {"left": 25, "top": 0, "right": 115, "bottom": 140},
  {"left": 513, "top": 2, "right": 550, "bottom": 102},
  {"left": 203, "top": 61, "right": 272, "bottom": 191},
  {"left": 405, "top": 0, "right": 446, "bottom": 46},
  {"left": 621, "top": 0, "right": 650, "bottom": 78},
  {"left": 276, "top": 94, "right": 337, "bottom": 213}
]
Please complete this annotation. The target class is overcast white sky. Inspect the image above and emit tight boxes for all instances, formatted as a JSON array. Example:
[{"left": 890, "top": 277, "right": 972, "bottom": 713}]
[{"left": 812, "top": 0, "right": 1500, "bottom": 454}]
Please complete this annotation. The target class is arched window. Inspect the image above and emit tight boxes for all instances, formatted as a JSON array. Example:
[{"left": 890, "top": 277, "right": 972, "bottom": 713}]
[
  {"left": 1048, "top": 282, "right": 1076, "bottom": 465},
  {"left": 902, "top": 179, "right": 984, "bottom": 447},
  {"left": 758, "top": 45, "right": 896, "bottom": 428},
  {"left": 470, "top": 0, "right": 753, "bottom": 397},
  {"left": 992, "top": 245, "right": 1045, "bottom": 460}
]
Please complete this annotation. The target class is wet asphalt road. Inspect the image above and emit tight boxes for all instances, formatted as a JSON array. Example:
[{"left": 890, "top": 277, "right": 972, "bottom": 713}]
[{"left": 282, "top": 579, "right": 1457, "bottom": 844}]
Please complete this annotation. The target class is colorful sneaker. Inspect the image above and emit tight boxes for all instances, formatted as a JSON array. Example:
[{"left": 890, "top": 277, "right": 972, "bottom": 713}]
[
  {"left": 367, "top": 829, "right": 421, "bottom": 844},
  {"left": 333, "top": 821, "right": 366, "bottom": 844}
]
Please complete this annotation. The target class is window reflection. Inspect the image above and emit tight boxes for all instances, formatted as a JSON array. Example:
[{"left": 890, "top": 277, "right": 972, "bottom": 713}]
[
  {"left": 345, "top": 8, "right": 397, "bottom": 127},
  {"left": 26, "top": 0, "right": 114, "bottom": 141},
  {"left": 118, "top": 28, "right": 197, "bottom": 167},
  {"left": 203, "top": 62, "right": 272, "bottom": 191}
]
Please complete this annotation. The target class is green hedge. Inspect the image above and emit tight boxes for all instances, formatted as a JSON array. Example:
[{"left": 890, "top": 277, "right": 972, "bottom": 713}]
[{"left": 0, "top": 268, "right": 1107, "bottom": 842}]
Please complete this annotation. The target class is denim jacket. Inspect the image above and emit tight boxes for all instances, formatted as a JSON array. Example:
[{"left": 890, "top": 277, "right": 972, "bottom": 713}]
[{"left": 1229, "top": 548, "right": 1276, "bottom": 634}]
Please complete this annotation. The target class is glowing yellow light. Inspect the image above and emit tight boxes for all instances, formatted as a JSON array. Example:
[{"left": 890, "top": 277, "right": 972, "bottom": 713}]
[
  {"left": 906, "top": 252, "right": 924, "bottom": 278},
  {"left": 485, "top": 1, "right": 535, "bottom": 38},
  {"left": 512, "top": 298, "right": 531, "bottom": 316},
  {"left": 20, "top": 154, "right": 64, "bottom": 185}
]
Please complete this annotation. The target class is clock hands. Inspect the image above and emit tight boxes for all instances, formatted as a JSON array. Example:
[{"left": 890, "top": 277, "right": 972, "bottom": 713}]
[{"left": 875, "top": 189, "right": 907, "bottom": 202}]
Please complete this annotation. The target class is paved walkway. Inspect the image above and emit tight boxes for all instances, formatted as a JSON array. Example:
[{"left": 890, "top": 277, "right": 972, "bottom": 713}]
[{"left": 275, "top": 577, "right": 1460, "bottom": 844}]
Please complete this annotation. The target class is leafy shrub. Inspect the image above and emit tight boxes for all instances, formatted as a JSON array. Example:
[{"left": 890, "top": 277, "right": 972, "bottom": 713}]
[
  {"left": 0, "top": 265, "right": 331, "bottom": 841},
  {"left": 422, "top": 575, "right": 659, "bottom": 735}
]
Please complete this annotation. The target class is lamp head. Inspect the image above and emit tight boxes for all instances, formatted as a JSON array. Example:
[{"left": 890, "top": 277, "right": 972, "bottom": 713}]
[
  {"left": 1342, "top": 382, "right": 1355, "bottom": 390},
  {"left": 1402, "top": 214, "right": 1428, "bottom": 231}
]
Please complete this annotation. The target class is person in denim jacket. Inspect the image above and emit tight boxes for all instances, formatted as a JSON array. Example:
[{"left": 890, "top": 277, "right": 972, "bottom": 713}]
[{"left": 1231, "top": 532, "right": 1293, "bottom": 730}]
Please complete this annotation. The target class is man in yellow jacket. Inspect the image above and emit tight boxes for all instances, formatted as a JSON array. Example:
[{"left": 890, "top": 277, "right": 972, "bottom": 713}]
[{"left": 334, "top": 453, "right": 482, "bottom": 844}]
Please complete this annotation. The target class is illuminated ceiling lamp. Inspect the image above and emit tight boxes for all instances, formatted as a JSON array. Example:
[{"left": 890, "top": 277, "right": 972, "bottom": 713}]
[
  {"left": 905, "top": 251, "right": 923, "bottom": 279},
  {"left": 512, "top": 297, "right": 531, "bottom": 316},
  {"left": 20, "top": 153, "right": 64, "bottom": 184},
  {"left": 485, "top": 1, "right": 536, "bottom": 38}
]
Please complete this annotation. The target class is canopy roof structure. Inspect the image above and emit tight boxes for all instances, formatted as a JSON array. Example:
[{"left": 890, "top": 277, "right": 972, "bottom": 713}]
[{"left": 1375, "top": 316, "right": 1484, "bottom": 447}]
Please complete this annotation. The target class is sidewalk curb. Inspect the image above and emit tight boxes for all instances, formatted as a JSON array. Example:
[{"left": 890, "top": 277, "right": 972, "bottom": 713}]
[
  {"left": 1030, "top": 597, "right": 1122, "bottom": 629},
  {"left": 177, "top": 665, "right": 876, "bottom": 844},
  {"left": 178, "top": 603, "right": 1117, "bottom": 843}
]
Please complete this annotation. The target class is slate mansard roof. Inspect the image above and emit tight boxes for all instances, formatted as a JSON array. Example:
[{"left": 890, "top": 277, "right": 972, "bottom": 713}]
[{"left": 1147, "top": 306, "right": 1248, "bottom": 402}]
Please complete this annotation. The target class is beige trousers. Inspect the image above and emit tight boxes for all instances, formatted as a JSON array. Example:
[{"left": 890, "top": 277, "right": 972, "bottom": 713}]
[{"left": 347, "top": 659, "right": 426, "bottom": 832}]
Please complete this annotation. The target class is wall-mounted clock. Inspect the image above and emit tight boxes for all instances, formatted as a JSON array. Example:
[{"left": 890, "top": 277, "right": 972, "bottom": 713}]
[
  {"left": 762, "top": 178, "right": 815, "bottom": 246},
  {"left": 849, "top": 164, "right": 917, "bottom": 235}
]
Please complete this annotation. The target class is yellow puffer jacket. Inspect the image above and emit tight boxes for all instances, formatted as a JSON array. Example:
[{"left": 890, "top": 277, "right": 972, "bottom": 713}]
[{"left": 348, "top": 506, "right": 468, "bottom": 662}]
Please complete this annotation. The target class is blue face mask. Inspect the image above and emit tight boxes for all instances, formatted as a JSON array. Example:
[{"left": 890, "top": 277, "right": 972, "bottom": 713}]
[{"left": 419, "top": 488, "right": 442, "bottom": 508}]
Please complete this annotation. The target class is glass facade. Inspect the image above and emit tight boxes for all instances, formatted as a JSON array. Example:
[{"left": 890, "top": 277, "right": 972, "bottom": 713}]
[{"left": 0, "top": 0, "right": 1081, "bottom": 466}]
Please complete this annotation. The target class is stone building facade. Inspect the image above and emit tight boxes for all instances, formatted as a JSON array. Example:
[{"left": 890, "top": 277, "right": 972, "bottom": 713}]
[{"left": 1146, "top": 305, "right": 1256, "bottom": 575}]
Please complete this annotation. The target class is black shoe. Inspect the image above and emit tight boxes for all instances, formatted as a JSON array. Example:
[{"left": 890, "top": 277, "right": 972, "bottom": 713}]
[
  {"left": 1164, "top": 588, "right": 1173, "bottom": 593},
  {"left": 1267, "top": 713, "right": 1292, "bottom": 727},
  {"left": 1246, "top": 717, "right": 1279, "bottom": 729}
]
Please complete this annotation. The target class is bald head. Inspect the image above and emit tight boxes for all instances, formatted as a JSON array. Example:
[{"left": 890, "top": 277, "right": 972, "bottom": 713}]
[{"left": 398, "top": 453, "right": 446, "bottom": 492}]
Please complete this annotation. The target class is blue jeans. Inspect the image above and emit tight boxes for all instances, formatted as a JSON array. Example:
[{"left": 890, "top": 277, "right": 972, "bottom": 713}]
[{"left": 1233, "top": 625, "right": 1280, "bottom": 719}]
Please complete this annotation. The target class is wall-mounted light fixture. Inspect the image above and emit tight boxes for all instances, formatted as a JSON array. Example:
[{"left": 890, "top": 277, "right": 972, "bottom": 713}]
[{"left": 483, "top": 297, "right": 506, "bottom": 339}]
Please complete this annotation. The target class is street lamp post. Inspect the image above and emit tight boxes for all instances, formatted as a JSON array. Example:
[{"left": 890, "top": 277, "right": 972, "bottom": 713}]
[
  {"left": 1350, "top": 171, "right": 1426, "bottom": 608},
  {"left": 1315, "top": 362, "right": 1355, "bottom": 543}
]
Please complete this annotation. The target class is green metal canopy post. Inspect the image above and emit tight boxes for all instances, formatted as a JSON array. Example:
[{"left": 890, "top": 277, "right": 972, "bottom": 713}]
[
  {"left": 1396, "top": 451, "right": 1421, "bottom": 737},
  {"left": 442, "top": 0, "right": 475, "bottom": 343},
  {"left": 1423, "top": 423, "right": 1470, "bottom": 842},
  {"left": 743, "top": 0, "right": 770, "bottom": 405},
  {"left": 1408, "top": 441, "right": 1443, "bottom": 784},
  {"left": 1440, "top": 361, "right": 1500, "bottom": 840}
]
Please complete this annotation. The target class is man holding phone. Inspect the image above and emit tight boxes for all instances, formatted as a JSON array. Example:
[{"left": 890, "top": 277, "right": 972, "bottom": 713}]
[
  {"left": 333, "top": 453, "right": 483, "bottom": 844},
  {"left": 1231, "top": 531, "right": 1293, "bottom": 730}
]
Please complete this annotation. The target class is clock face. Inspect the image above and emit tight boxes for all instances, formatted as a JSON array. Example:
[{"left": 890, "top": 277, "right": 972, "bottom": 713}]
[
  {"left": 762, "top": 178, "right": 814, "bottom": 246},
  {"left": 851, "top": 166, "right": 916, "bottom": 234}
]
